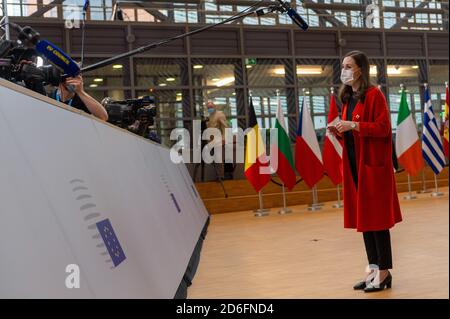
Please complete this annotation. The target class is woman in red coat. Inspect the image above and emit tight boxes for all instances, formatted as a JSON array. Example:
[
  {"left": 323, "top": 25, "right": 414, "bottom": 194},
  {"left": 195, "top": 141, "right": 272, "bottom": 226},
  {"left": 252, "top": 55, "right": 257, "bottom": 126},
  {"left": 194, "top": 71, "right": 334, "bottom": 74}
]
[{"left": 329, "top": 51, "right": 402, "bottom": 293}]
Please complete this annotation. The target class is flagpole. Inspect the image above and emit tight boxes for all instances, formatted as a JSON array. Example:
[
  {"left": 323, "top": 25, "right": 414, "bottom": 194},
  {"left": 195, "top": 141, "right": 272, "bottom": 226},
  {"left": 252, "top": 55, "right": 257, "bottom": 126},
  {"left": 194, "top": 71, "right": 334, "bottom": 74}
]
[
  {"left": 312, "top": 186, "right": 324, "bottom": 207},
  {"left": 431, "top": 174, "right": 444, "bottom": 197},
  {"left": 254, "top": 190, "right": 270, "bottom": 217},
  {"left": 332, "top": 184, "right": 344, "bottom": 208},
  {"left": 80, "top": 1, "right": 89, "bottom": 67},
  {"left": 417, "top": 169, "right": 431, "bottom": 194},
  {"left": 308, "top": 185, "right": 321, "bottom": 211},
  {"left": 278, "top": 183, "right": 292, "bottom": 215},
  {"left": 403, "top": 174, "right": 417, "bottom": 200}
]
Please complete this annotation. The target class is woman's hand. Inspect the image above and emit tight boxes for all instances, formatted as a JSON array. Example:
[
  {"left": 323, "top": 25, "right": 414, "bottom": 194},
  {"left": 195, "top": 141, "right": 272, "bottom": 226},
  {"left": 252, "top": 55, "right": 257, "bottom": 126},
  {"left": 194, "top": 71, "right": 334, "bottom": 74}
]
[
  {"left": 327, "top": 125, "right": 342, "bottom": 138},
  {"left": 336, "top": 120, "right": 359, "bottom": 133}
]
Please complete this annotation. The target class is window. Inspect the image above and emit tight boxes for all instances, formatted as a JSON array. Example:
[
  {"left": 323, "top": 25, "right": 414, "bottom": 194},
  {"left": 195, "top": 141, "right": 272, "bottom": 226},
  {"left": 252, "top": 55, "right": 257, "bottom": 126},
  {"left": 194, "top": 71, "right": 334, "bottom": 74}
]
[
  {"left": 135, "top": 58, "right": 187, "bottom": 88},
  {"left": 192, "top": 59, "right": 240, "bottom": 88},
  {"left": 248, "top": 60, "right": 290, "bottom": 87}
]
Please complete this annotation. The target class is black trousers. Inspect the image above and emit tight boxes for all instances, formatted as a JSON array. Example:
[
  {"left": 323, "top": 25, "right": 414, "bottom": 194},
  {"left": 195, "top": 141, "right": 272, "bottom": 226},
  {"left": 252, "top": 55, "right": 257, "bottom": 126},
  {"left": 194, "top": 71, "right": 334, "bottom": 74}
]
[{"left": 363, "top": 230, "right": 393, "bottom": 270}]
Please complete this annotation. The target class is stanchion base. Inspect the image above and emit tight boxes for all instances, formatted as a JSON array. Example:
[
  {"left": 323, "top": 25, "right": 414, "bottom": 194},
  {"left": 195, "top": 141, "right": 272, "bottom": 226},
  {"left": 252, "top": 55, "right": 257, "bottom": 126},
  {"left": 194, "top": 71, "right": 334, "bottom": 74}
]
[
  {"left": 417, "top": 189, "right": 432, "bottom": 194},
  {"left": 278, "top": 208, "right": 292, "bottom": 215},
  {"left": 431, "top": 192, "right": 444, "bottom": 197},
  {"left": 307, "top": 206, "right": 322, "bottom": 211},
  {"left": 254, "top": 209, "right": 270, "bottom": 217},
  {"left": 312, "top": 203, "right": 324, "bottom": 207},
  {"left": 332, "top": 203, "right": 343, "bottom": 208},
  {"left": 403, "top": 195, "right": 417, "bottom": 200}
]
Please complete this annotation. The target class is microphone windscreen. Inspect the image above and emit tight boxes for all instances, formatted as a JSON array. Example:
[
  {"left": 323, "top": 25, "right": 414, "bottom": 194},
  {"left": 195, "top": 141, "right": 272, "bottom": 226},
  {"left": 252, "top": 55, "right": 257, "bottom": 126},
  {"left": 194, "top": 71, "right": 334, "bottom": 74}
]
[{"left": 36, "top": 40, "right": 80, "bottom": 77}]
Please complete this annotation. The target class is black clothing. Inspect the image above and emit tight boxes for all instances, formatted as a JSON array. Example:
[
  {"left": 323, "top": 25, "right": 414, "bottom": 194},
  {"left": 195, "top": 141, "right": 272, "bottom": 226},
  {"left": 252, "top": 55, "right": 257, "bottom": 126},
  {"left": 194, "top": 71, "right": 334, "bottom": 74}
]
[
  {"left": 363, "top": 230, "right": 393, "bottom": 270},
  {"left": 52, "top": 89, "right": 91, "bottom": 114},
  {"left": 344, "top": 95, "right": 359, "bottom": 188}
]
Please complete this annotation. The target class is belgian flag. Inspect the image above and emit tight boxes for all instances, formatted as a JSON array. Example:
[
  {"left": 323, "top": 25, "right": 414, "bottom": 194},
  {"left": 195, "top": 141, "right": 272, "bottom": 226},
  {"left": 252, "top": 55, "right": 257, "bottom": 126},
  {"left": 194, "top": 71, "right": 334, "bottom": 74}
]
[{"left": 244, "top": 98, "right": 271, "bottom": 192}]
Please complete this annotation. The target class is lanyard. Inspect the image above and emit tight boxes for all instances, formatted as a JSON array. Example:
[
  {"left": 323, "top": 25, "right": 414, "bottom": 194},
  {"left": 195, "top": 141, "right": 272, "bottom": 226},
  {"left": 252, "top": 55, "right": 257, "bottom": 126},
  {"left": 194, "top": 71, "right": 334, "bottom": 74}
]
[{"left": 56, "top": 90, "right": 73, "bottom": 107}]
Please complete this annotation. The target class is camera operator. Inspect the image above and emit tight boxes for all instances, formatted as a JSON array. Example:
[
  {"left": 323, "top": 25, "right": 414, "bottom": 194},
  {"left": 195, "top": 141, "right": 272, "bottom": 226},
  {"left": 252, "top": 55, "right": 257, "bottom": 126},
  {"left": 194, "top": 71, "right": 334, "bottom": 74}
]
[{"left": 51, "top": 74, "right": 108, "bottom": 121}]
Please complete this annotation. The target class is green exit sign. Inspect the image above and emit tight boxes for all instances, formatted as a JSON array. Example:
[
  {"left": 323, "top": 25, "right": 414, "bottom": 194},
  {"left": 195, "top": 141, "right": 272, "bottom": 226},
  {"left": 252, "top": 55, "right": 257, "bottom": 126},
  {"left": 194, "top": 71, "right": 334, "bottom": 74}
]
[{"left": 246, "top": 58, "right": 257, "bottom": 65}]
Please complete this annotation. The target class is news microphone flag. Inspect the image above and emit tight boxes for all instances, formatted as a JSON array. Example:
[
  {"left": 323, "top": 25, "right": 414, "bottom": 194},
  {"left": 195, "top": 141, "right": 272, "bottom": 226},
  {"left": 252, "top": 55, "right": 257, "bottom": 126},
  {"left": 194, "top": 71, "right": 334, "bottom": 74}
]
[
  {"left": 244, "top": 98, "right": 271, "bottom": 192},
  {"left": 396, "top": 87, "right": 423, "bottom": 176},
  {"left": 270, "top": 95, "right": 296, "bottom": 190},
  {"left": 295, "top": 95, "right": 324, "bottom": 188},
  {"left": 444, "top": 83, "right": 449, "bottom": 159},
  {"left": 422, "top": 86, "right": 446, "bottom": 174},
  {"left": 323, "top": 93, "right": 343, "bottom": 185},
  {"left": 36, "top": 40, "right": 80, "bottom": 77}
]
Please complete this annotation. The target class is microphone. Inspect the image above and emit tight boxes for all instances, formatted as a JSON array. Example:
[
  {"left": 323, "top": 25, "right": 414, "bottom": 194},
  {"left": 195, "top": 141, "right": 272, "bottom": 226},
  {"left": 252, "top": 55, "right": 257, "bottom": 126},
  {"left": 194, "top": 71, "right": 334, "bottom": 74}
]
[
  {"left": 8, "top": 23, "right": 41, "bottom": 45},
  {"left": 35, "top": 40, "right": 80, "bottom": 77},
  {"left": 9, "top": 23, "right": 80, "bottom": 77},
  {"left": 277, "top": 0, "right": 309, "bottom": 31}
]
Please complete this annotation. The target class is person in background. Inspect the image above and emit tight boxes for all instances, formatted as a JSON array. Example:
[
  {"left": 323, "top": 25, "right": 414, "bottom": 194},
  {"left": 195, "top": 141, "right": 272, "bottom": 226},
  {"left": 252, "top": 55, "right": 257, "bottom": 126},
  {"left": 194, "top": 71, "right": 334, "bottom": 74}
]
[{"left": 206, "top": 101, "right": 235, "bottom": 180}]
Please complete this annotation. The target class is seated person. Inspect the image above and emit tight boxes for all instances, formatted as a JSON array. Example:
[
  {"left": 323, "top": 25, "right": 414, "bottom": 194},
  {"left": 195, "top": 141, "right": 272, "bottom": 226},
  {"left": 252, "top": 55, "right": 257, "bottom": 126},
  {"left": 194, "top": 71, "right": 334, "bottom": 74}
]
[{"left": 51, "top": 75, "right": 108, "bottom": 121}]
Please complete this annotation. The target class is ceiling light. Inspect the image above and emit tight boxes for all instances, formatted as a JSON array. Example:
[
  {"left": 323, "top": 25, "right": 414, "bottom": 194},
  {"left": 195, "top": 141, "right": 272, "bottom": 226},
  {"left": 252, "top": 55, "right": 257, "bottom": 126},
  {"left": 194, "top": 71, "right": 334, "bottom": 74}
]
[
  {"left": 274, "top": 67, "right": 323, "bottom": 76},
  {"left": 193, "top": 65, "right": 204, "bottom": 69},
  {"left": 297, "top": 67, "right": 323, "bottom": 75},
  {"left": 159, "top": 83, "right": 167, "bottom": 87},
  {"left": 93, "top": 78, "right": 103, "bottom": 83},
  {"left": 166, "top": 77, "right": 176, "bottom": 82},
  {"left": 412, "top": 65, "right": 419, "bottom": 69},
  {"left": 274, "top": 68, "right": 285, "bottom": 75},
  {"left": 246, "top": 65, "right": 253, "bottom": 69},
  {"left": 387, "top": 67, "right": 402, "bottom": 75},
  {"left": 215, "top": 77, "right": 235, "bottom": 87},
  {"left": 89, "top": 84, "right": 98, "bottom": 88},
  {"left": 112, "top": 64, "right": 123, "bottom": 69}
]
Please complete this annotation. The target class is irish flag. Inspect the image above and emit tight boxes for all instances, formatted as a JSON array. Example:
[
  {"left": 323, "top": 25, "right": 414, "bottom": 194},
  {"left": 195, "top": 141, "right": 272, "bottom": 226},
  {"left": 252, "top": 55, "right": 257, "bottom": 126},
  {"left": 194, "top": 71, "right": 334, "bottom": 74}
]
[
  {"left": 244, "top": 98, "right": 271, "bottom": 192},
  {"left": 444, "top": 83, "right": 449, "bottom": 159},
  {"left": 395, "top": 88, "right": 423, "bottom": 176},
  {"left": 323, "top": 93, "right": 343, "bottom": 185},
  {"left": 295, "top": 95, "right": 324, "bottom": 188},
  {"left": 271, "top": 95, "right": 296, "bottom": 190}
]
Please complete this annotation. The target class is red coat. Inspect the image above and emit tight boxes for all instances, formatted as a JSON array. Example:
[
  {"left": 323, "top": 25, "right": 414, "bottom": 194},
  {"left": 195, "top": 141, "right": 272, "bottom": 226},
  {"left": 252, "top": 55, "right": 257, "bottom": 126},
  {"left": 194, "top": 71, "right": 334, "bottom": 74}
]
[{"left": 341, "top": 86, "right": 402, "bottom": 232}]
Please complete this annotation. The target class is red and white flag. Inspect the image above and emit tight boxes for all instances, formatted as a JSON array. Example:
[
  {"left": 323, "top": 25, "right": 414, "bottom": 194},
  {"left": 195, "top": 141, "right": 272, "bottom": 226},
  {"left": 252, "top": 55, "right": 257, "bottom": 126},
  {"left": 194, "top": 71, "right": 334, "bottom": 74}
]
[
  {"left": 295, "top": 95, "right": 324, "bottom": 188},
  {"left": 323, "top": 93, "right": 343, "bottom": 185}
]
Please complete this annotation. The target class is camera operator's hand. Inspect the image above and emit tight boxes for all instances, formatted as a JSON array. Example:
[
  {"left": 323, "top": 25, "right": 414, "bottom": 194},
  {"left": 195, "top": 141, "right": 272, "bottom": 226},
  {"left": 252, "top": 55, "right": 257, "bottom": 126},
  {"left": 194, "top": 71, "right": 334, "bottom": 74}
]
[
  {"left": 60, "top": 74, "right": 108, "bottom": 121},
  {"left": 65, "top": 75, "right": 85, "bottom": 94}
]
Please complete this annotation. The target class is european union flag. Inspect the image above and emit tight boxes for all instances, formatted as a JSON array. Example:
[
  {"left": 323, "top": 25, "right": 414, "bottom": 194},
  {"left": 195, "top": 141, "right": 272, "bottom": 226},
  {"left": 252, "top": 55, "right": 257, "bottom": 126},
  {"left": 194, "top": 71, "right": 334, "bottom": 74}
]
[{"left": 96, "top": 219, "right": 126, "bottom": 267}]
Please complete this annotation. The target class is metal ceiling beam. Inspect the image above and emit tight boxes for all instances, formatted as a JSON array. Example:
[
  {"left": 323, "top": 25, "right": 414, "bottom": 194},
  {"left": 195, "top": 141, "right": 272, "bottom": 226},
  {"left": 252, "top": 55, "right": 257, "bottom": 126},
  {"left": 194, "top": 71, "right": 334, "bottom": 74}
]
[
  {"left": 302, "top": 0, "right": 346, "bottom": 27},
  {"left": 29, "top": 0, "right": 63, "bottom": 18},
  {"left": 391, "top": 0, "right": 431, "bottom": 29}
]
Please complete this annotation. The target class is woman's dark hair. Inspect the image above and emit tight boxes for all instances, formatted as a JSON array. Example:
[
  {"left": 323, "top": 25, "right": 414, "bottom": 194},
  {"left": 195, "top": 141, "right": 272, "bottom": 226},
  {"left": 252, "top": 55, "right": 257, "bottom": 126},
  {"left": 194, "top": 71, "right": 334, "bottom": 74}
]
[{"left": 339, "top": 50, "right": 374, "bottom": 104}]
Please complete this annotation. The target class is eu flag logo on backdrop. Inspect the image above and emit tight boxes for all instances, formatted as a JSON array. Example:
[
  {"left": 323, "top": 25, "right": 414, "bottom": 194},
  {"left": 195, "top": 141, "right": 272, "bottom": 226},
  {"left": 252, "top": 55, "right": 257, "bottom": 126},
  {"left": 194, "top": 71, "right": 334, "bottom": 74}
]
[{"left": 96, "top": 219, "right": 126, "bottom": 267}]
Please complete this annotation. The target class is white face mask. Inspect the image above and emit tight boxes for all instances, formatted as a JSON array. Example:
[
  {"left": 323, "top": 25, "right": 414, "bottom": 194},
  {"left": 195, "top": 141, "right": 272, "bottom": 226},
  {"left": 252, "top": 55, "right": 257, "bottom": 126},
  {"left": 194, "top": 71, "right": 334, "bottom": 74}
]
[{"left": 341, "top": 69, "right": 354, "bottom": 85}]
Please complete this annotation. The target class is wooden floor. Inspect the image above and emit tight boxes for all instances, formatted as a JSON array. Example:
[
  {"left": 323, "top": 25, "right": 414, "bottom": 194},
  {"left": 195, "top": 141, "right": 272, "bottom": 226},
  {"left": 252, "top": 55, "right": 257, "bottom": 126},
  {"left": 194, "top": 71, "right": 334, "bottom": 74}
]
[{"left": 188, "top": 187, "right": 449, "bottom": 299}]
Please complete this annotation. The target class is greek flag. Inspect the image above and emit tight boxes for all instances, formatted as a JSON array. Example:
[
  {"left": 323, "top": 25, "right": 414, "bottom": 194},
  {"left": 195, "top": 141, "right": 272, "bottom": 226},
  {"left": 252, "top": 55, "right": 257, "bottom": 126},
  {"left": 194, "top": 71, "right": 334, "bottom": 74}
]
[{"left": 422, "top": 86, "right": 446, "bottom": 174}]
